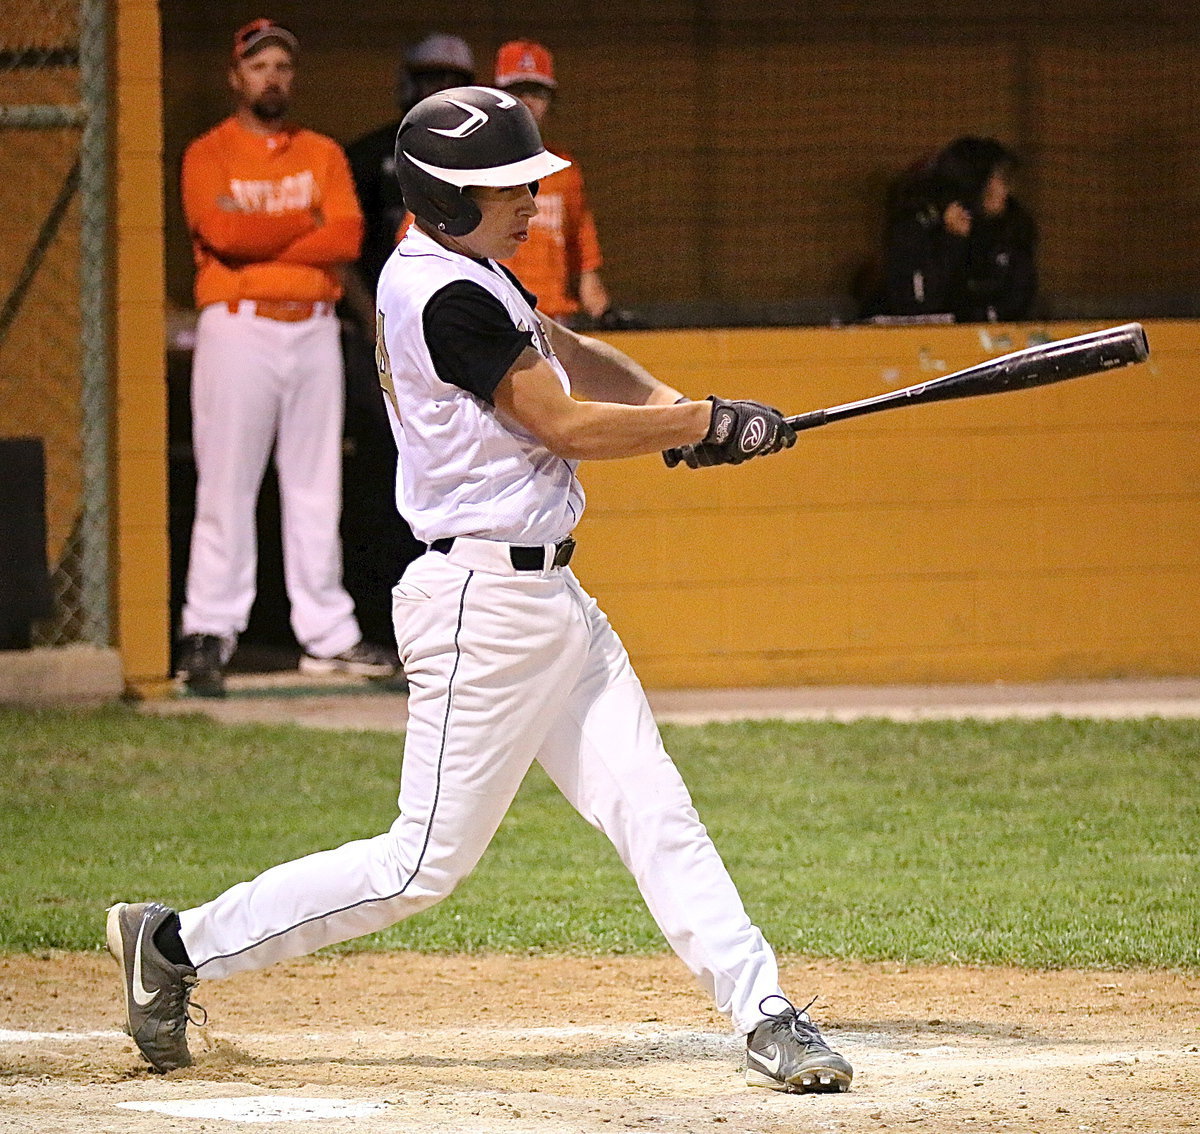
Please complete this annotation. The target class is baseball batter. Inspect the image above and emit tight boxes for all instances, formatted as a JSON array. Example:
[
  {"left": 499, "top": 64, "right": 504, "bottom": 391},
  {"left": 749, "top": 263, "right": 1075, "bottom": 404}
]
[
  {"left": 176, "top": 18, "right": 398, "bottom": 696},
  {"left": 107, "top": 86, "right": 853, "bottom": 1095}
]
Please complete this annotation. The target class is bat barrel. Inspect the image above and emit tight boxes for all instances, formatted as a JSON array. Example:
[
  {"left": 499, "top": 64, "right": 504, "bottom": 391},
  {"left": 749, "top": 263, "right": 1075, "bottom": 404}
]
[{"left": 1010, "top": 322, "right": 1148, "bottom": 384}]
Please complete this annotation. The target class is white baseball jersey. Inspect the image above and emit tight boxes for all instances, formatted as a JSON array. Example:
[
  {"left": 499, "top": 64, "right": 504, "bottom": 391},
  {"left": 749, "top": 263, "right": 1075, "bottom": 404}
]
[{"left": 375, "top": 225, "right": 585, "bottom": 545}]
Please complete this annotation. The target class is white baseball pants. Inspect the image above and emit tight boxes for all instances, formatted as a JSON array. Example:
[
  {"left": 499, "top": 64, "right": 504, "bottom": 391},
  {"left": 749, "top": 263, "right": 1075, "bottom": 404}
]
[
  {"left": 179, "top": 540, "right": 783, "bottom": 1034},
  {"left": 181, "top": 302, "right": 360, "bottom": 657}
]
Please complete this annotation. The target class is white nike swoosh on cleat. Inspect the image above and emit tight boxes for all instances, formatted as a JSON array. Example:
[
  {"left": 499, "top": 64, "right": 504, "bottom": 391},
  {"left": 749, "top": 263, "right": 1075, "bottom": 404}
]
[
  {"left": 131, "top": 919, "right": 160, "bottom": 1008},
  {"left": 752, "top": 1042, "right": 785, "bottom": 1078}
]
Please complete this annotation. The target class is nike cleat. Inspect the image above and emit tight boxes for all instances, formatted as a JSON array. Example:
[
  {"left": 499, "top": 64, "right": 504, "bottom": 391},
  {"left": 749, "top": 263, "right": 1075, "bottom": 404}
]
[
  {"left": 745, "top": 995, "right": 853, "bottom": 1093},
  {"left": 106, "top": 901, "right": 200, "bottom": 1072}
]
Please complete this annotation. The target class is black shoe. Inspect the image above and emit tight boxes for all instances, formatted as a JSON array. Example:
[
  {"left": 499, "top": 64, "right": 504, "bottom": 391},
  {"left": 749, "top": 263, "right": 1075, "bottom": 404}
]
[
  {"left": 177, "top": 633, "right": 226, "bottom": 698},
  {"left": 745, "top": 995, "right": 853, "bottom": 1093},
  {"left": 106, "top": 902, "right": 203, "bottom": 1072}
]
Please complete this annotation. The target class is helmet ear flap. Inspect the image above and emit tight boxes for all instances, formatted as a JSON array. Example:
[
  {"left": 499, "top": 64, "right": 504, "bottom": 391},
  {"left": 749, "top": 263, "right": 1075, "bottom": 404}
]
[
  {"left": 395, "top": 140, "right": 483, "bottom": 236},
  {"left": 437, "top": 194, "right": 483, "bottom": 237}
]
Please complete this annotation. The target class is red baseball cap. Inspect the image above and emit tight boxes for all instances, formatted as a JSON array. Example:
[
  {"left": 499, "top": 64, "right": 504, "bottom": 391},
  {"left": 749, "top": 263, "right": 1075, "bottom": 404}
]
[
  {"left": 493, "top": 39, "right": 556, "bottom": 90},
  {"left": 232, "top": 18, "right": 298, "bottom": 63}
]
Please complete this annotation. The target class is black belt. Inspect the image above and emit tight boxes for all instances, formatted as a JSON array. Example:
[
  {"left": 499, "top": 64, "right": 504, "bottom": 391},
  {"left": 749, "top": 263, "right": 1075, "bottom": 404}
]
[{"left": 429, "top": 536, "right": 576, "bottom": 570}]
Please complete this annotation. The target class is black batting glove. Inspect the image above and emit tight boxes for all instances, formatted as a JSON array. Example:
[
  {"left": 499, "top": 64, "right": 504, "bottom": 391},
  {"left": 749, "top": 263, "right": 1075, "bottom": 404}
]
[
  {"left": 690, "top": 396, "right": 797, "bottom": 466},
  {"left": 662, "top": 395, "right": 796, "bottom": 468}
]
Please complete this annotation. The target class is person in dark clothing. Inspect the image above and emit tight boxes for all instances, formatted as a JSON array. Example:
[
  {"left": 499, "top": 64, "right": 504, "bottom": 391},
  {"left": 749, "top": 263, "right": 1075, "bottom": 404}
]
[
  {"left": 343, "top": 33, "right": 476, "bottom": 327},
  {"left": 337, "top": 35, "right": 475, "bottom": 638},
  {"left": 863, "top": 136, "right": 1038, "bottom": 323}
]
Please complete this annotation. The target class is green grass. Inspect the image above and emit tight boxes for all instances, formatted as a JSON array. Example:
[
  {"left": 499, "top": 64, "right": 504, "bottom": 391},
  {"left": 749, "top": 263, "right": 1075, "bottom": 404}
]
[{"left": 1, "top": 706, "right": 1197, "bottom": 968}]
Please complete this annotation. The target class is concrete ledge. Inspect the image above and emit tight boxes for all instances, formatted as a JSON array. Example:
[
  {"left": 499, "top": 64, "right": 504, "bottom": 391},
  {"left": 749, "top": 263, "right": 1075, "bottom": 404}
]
[
  {"left": 0, "top": 646, "right": 124, "bottom": 706},
  {"left": 138, "top": 675, "right": 1200, "bottom": 732}
]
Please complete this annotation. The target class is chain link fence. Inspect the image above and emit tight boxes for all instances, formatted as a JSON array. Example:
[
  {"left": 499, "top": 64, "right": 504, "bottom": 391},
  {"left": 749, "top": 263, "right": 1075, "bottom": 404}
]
[{"left": 0, "top": 0, "right": 109, "bottom": 647}]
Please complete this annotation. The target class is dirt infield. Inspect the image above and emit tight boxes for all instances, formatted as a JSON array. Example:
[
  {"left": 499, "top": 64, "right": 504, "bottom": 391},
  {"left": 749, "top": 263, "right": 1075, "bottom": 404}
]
[
  {"left": 8, "top": 678, "right": 1200, "bottom": 1129},
  {"left": 2, "top": 952, "right": 1196, "bottom": 1132}
]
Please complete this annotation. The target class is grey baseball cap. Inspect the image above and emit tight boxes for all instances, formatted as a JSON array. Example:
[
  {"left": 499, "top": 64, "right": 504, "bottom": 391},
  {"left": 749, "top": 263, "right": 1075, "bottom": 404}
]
[
  {"left": 405, "top": 33, "right": 475, "bottom": 75},
  {"left": 232, "top": 18, "right": 298, "bottom": 63}
]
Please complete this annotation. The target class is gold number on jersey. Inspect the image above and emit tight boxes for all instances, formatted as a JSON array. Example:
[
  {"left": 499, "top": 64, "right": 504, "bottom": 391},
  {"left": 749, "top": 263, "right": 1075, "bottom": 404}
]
[{"left": 375, "top": 310, "right": 399, "bottom": 415}]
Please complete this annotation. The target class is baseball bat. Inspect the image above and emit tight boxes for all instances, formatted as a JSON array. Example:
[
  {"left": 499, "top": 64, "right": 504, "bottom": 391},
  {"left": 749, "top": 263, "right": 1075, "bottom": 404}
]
[{"left": 784, "top": 322, "right": 1149, "bottom": 433}]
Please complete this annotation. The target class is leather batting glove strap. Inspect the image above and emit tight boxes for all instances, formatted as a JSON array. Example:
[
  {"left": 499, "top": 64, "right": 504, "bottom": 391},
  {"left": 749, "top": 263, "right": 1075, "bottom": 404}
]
[
  {"left": 663, "top": 445, "right": 692, "bottom": 468},
  {"left": 700, "top": 396, "right": 796, "bottom": 465}
]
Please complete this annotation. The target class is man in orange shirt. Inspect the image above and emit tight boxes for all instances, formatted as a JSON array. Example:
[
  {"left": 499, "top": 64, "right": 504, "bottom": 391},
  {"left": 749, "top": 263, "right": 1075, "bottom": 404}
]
[
  {"left": 177, "top": 18, "right": 398, "bottom": 696},
  {"left": 493, "top": 40, "right": 639, "bottom": 329}
]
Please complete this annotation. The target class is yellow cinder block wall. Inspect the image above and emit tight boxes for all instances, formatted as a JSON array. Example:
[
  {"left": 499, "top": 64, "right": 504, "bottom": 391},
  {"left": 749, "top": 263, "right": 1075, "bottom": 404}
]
[{"left": 576, "top": 320, "right": 1199, "bottom": 688}]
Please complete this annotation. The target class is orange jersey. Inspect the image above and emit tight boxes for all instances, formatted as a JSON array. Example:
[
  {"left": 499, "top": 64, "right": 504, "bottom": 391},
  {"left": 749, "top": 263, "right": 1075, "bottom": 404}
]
[
  {"left": 501, "top": 154, "right": 603, "bottom": 318},
  {"left": 182, "top": 117, "right": 363, "bottom": 308}
]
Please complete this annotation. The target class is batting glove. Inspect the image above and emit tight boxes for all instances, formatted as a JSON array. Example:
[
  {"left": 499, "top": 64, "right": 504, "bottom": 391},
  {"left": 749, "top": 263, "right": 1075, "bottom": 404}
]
[{"left": 663, "top": 396, "right": 796, "bottom": 468}]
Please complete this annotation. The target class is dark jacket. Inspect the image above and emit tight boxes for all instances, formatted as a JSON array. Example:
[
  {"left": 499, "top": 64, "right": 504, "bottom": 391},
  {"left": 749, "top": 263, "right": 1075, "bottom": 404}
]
[
  {"left": 345, "top": 119, "right": 407, "bottom": 295},
  {"left": 862, "top": 142, "right": 1039, "bottom": 322},
  {"left": 960, "top": 200, "right": 1038, "bottom": 322}
]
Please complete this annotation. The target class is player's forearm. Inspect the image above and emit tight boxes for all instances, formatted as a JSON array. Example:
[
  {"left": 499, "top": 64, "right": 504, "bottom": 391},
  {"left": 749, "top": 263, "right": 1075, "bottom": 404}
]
[
  {"left": 192, "top": 210, "right": 316, "bottom": 261},
  {"left": 547, "top": 321, "right": 679, "bottom": 405},
  {"left": 496, "top": 348, "right": 704, "bottom": 460},
  {"left": 276, "top": 215, "right": 363, "bottom": 266},
  {"left": 519, "top": 396, "right": 709, "bottom": 461}
]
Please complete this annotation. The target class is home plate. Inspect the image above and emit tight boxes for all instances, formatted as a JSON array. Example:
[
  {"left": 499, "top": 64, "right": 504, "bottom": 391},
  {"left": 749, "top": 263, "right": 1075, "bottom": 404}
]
[{"left": 116, "top": 1097, "right": 388, "bottom": 1123}]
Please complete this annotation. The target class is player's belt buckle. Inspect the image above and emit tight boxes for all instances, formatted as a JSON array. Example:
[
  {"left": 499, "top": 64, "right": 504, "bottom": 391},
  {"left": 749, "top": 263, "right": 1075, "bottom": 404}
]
[
  {"left": 507, "top": 537, "right": 576, "bottom": 571},
  {"left": 552, "top": 537, "right": 576, "bottom": 568}
]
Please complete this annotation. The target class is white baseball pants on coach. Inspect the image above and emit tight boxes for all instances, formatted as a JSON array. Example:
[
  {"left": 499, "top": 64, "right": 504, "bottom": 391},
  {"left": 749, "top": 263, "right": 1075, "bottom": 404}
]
[
  {"left": 179, "top": 539, "right": 783, "bottom": 1035},
  {"left": 181, "top": 302, "right": 361, "bottom": 658}
]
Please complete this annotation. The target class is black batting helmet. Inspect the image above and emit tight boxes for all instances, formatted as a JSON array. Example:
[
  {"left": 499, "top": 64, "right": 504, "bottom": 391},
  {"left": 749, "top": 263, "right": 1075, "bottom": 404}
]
[{"left": 394, "top": 85, "right": 570, "bottom": 236}]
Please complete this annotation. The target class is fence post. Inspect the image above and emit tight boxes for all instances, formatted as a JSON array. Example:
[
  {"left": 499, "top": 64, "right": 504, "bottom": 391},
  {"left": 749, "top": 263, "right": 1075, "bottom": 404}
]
[{"left": 76, "top": 0, "right": 112, "bottom": 646}]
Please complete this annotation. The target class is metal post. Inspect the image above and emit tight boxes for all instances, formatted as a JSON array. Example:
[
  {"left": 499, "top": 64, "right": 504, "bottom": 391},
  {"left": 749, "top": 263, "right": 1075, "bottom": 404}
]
[{"left": 77, "top": 0, "right": 111, "bottom": 645}]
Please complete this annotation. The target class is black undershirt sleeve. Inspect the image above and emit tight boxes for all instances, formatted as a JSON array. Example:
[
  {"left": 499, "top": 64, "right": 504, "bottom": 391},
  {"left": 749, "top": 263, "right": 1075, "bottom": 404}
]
[{"left": 422, "top": 280, "right": 534, "bottom": 405}]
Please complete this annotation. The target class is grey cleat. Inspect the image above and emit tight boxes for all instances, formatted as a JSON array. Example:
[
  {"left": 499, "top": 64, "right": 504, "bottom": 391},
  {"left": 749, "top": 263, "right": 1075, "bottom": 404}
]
[
  {"left": 106, "top": 902, "right": 201, "bottom": 1072},
  {"left": 745, "top": 995, "right": 853, "bottom": 1093},
  {"left": 299, "top": 639, "right": 400, "bottom": 677}
]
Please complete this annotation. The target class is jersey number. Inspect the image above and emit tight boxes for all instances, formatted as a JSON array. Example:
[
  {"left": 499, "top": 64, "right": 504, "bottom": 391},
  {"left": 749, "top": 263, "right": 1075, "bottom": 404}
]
[{"left": 376, "top": 310, "right": 399, "bottom": 415}]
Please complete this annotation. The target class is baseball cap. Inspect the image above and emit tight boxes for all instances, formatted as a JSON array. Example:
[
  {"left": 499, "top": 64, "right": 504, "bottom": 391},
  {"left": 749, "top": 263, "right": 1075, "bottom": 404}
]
[
  {"left": 494, "top": 39, "right": 557, "bottom": 90},
  {"left": 232, "top": 18, "right": 298, "bottom": 63},
  {"left": 405, "top": 32, "right": 475, "bottom": 76}
]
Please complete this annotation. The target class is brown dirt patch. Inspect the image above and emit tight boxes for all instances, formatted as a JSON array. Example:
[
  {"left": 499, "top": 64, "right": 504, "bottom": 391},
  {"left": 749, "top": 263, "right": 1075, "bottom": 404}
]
[{"left": 1, "top": 952, "right": 1197, "bottom": 1132}]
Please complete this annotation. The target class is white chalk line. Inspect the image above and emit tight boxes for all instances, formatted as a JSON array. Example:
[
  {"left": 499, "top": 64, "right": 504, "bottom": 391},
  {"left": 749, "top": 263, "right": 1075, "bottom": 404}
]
[
  {"left": 1, "top": 1023, "right": 1182, "bottom": 1071},
  {"left": 115, "top": 1097, "right": 388, "bottom": 1123},
  {"left": 0, "top": 1028, "right": 124, "bottom": 1043},
  {"left": 0, "top": 1023, "right": 732, "bottom": 1046}
]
